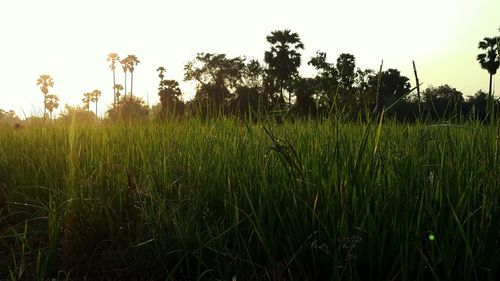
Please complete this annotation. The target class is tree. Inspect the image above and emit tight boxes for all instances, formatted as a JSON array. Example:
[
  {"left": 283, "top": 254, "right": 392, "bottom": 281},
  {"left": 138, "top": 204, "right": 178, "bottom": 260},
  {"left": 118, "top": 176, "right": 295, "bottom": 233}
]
[
  {"left": 0, "top": 109, "right": 20, "bottom": 126},
  {"left": 45, "top": 94, "right": 59, "bottom": 119},
  {"left": 367, "top": 68, "right": 411, "bottom": 110},
  {"left": 90, "top": 89, "right": 102, "bottom": 117},
  {"left": 82, "top": 90, "right": 101, "bottom": 116},
  {"left": 264, "top": 30, "right": 304, "bottom": 109},
  {"left": 308, "top": 51, "right": 338, "bottom": 112},
  {"left": 465, "top": 90, "right": 489, "bottom": 120},
  {"left": 0, "top": 109, "right": 15, "bottom": 120},
  {"left": 333, "top": 53, "right": 358, "bottom": 112},
  {"left": 120, "top": 57, "right": 129, "bottom": 98},
  {"left": 107, "top": 53, "right": 120, "bottom": 104},
  {"left": 476, "top": 36, "right": 499, "bottom": 102},
  {"left": 59, "top": 104, "right": 96, "bottom": 123},
  {"left": 355, "top": 68, "right": 375, "bottom": 111},
  {"left": 497, "top": 27, "right": 500, "bottom": 58},
  {"left": 231, "top": 86, "right": 262, "bottom": 119},
  {"left": 157, "top": 67, "right": 166, "bottom": 82},
  {"left": 36, "top": 74, "right": 54, "bottom": 117},
  {"left": 82, "top": 92, "right": 92, "bottom": 111},
  {"left": 292, "top": 77, "right": 317, "bottom": 117},
  {"left": 157, "top": 67, "right": 184, "bottom": 118},
  {"left": 114, "top": 84, "right": 124, "bottom": 102},
  {"left": 184, "top": 53, "right": 245, "bottom": 114},
  {"left": 124, "top": 55, "right": 140, "bottom": 97},
  {"left": 242, "top": 59, "right": 264, "bottom": 89},
  {"left": 230, "top": 59, "right": 266, "bottom": 117},
  {"left": 423, "top": 85, "right": 464, "bottom": 120},
  {"left": 336, "top": 53, "right": 356, "bottom": 94},
  {"left": 106, "top": 96, "right": 149, "bottom": 122}
]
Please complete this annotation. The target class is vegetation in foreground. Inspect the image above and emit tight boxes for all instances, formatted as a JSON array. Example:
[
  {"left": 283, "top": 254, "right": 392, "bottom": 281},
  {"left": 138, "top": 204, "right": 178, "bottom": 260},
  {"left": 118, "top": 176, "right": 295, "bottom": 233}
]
[{"left": 0, "top": 118, "right": 498, "bottom": 280}]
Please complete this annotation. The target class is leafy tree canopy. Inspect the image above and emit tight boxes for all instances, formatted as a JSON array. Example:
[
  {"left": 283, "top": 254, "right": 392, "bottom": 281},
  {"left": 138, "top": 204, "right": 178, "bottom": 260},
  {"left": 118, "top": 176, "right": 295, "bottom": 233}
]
[{"left": 107, "top": 96, "right": 149, "bottom": 122}]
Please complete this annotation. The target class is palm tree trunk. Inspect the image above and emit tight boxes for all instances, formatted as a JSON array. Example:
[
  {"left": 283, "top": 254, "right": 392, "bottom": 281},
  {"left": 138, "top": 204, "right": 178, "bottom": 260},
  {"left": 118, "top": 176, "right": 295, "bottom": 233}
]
[
  {"left": 280, "top": 80, "right": 284, "bottom": 109},
  {"left": 95, "top": 101, "right": 98, "bottom": 118},
  {"left": 488, "top": 73, "right": 494, "bottom": 119},
  {"left": 112, "top": 70, "right": 116, "bottom": 104},
  {"left": 488, "top": 74, "right": 493, "bottom": 102},
  {"left": 124, "top": 72, "right": 128, "bottom": 99},
  {"left": 131, "top": 71, "right": 134, "bottom": 98}
]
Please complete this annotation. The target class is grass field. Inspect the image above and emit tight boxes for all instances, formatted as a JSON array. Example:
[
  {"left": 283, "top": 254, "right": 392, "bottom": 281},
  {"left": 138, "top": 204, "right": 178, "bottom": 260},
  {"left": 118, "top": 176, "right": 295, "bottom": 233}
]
[{"left": 0, "top": 118, "right": 499, "bottom": 280}]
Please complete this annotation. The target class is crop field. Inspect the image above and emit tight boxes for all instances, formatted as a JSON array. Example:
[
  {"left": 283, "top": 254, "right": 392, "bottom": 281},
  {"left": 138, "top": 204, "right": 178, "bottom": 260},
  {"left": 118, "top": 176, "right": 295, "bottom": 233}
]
[{"left": 0, "top": 119, "right": 499, "bottom": 280}]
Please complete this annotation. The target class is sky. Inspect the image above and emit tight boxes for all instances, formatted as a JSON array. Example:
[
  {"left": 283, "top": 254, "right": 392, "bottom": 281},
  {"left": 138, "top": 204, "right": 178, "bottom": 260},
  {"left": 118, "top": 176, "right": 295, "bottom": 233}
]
[{"left": 0, "top": 0, "right": 499, "bottom": 117}]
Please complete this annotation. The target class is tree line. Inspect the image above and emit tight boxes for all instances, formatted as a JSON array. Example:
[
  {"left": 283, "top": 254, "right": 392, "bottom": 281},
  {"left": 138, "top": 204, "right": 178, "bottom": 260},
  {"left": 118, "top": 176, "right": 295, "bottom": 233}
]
[{"left": 1, "top": 28, "right": 499, "bottom": 125}]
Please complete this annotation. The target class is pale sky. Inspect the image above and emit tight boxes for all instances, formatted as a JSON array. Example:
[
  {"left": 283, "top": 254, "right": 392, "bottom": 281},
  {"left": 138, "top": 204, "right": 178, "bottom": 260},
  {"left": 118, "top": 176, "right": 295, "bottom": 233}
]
[{"left": 0, "top": 0, "right": 498, "bottom": 117}]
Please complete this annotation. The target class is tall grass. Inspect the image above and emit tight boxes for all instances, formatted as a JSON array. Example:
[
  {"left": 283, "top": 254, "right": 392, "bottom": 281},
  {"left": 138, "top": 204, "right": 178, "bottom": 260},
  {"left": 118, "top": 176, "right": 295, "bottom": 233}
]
[{"left": 0, "top": 118, "right": 498, "bottom": 280}]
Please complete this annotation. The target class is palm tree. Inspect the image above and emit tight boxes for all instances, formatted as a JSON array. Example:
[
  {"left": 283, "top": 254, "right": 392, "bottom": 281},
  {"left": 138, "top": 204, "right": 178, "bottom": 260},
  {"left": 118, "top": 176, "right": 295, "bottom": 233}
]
[
  {"left": 36, "top": 74, "right": 54, "bottom": 117},
  {"left": 126, "top": 55, "right": 140, "bottom": 97},
  {"left": 45, "top": 94, "right": 59, "bottom": 119},
  {"left": 120, "top": 57, "right": 130, "bottom": 98},
  {"left": 264, "top": 30, "right": 304, "bottom": 109},
  {"left": 82, "top": 92, "right": 92, "bottom": 111},
  {"left": 90, "top": 89, "right": 102, "bottom": 117},
  {"left": 477, "top": 37, "right": 499, "bottom": 102},
  {"left": 497, "top": 27, "right": 500, "bottom": 60},
  {"left": 157, "top": 66, "right": 166, "bottom": 82},
  {"left": 114, "top": 84, "right": 124, "bottom": 102},
  {"left": 107, "top": 53, "right": 120, "bottom": 104}
]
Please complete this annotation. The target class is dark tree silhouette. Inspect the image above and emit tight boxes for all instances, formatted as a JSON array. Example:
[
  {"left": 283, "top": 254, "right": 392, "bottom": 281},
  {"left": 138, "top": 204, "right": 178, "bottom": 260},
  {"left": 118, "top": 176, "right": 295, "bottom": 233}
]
[
  {"left": 264, "top": 30, "right": 304, "bottom": 109},
  {"left": 36, "top": 74, "right": 54, "bottom": 117},
  {"left": 423, "top": 85, "right": 464, "bottom": 120},
  {"left": 241, "top": 59, "right": 264, "bottom": 89},
  {"left": 336, "top": 53, "right": 356, "bottom": 92},
  {"left": 44, "top": 94, "right": 59, "bottom": 119},
  {"left": 157, "top": 67, "right": 166, "bottom": 82},
  {"left": 90, "top": 89, "right": 102, "bottom": 117},
  {"left": 368, "top": 69, "right": 411, "bottom": 110},
  {"left": 107, "top": 53, "right": 120, "bottom": 104},
  {"left": 292, "top": 77, "right": 317, "bottom": 117},
  {"left": 231, "top": 60, "right": 266, "bottom": 118},
  {"left": 59, "top": 105, "right": 96, "bottom": 123},
  {"left": 477, "top": 37, "right": 499, "bottom": 102},
  {"left": 20, "top": 29, "right": 500, "bottom": 123},
  {"left": 107, "top": 96, "right": 149, "bottom": 121},
  {"left": 335, "top": 54, "right": 358, "bottom": 111},
  {"left": 466, "top": 90, "right": 489, "bottom": 120},
  {"left": 498, "top": 27, "right": 500, "bottom": 57},
  {"left": 355, "top": 68, "right": 375, "bottom": 108},
  {"left": 82, "top": 92, "right": 92, "bottom": 111},
  {"left": 114, "top": 84, "right": 123, "bottom": 102},
  {"left": 120, "top": 56, "right": 131, "bottom": 97},
  {"left": 184, "top": 53, "right": 245, "bottom": 114},
  {"left": 157, "top": 66, "right": 184, "bottom": 118},
  {"left": 308, "top": 51, "right": 339, "bottom": 112},
  {"left": 125, "top": 55, "right": 140, "bottom": 97},
  {"left": 231, "top": 86, "right": 261, "bottom": 119},
  {"left": 120, "top": 57, "right": 129, "bottom": 98}
]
